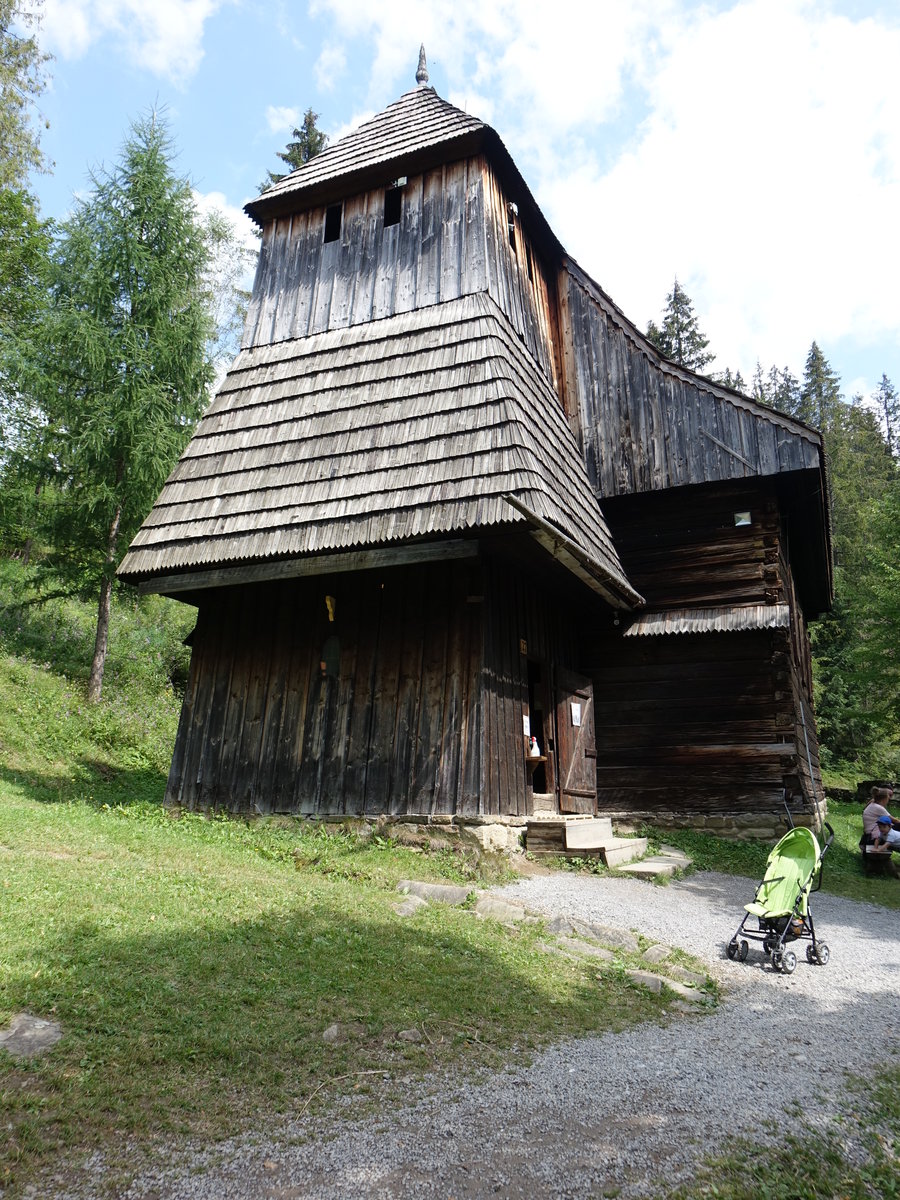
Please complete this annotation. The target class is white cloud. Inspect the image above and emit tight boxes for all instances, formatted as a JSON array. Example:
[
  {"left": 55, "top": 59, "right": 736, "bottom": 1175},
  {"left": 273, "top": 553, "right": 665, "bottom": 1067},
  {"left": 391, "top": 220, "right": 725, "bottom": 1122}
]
[
  {"left": 309, "top": 0, "right": 900, "bottom": 382},
  {"left": 265, "top": 105, "right": 302, "bottom": 133},
  {"left": 41, "top": 0, "right": 225, "bottom": 83},
  {"left": 314, "top": 42, "right": 347, "bottom": 91}
]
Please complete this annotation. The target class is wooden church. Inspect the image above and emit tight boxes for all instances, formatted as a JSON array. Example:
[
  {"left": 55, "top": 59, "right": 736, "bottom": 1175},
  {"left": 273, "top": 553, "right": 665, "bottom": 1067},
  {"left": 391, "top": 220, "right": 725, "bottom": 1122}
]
[{"left": 118, "top": 50, "right": 832, "bottom": 838}]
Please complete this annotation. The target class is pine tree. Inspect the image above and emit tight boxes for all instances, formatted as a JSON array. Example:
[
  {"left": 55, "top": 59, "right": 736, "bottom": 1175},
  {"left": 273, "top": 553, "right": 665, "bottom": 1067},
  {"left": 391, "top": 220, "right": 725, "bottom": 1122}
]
[
  {"left": 33, "top": 111, "right": 215, "bottom": 700},
  {"left": 261, "top": 107, "right": 327, "bottom": 191},
  {"left": 646, "top": 278, "right": 714, "bottom": 373},
  {"left": 718, "top": 367, "right": 746, "bottom": 393}
]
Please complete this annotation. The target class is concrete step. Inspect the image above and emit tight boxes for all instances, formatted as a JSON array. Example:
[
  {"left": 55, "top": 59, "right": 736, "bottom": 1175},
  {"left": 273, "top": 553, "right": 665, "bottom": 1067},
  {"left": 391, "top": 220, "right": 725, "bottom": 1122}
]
[
  {"left": 563, "top": 817, "right": 614, "bottom": 849},
  {"left": 615, "top": 848, "right": 693, "bottom": 878},
  {"left": 601, "top": 836, "right": 648, "bottom": 868}
]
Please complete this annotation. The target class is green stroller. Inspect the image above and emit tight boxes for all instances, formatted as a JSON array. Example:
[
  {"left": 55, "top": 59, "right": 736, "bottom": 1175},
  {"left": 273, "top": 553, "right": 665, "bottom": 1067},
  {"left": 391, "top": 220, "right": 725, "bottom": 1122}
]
[{"left": 726, "top": 823, "right": 834, "bottom": 974}]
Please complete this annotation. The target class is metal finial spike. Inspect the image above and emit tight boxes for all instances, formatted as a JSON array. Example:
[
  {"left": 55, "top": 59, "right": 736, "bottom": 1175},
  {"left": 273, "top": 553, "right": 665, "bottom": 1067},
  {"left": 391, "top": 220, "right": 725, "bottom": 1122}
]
[{"left": 416, "top": 44, "right": 429, "bottom": 86}]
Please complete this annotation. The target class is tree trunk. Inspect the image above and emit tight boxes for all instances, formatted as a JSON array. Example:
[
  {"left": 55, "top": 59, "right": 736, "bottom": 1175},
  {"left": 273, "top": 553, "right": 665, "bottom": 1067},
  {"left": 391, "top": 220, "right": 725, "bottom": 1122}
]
[{"left": 87, "top": 501, "right": 122, "bottom": 703}]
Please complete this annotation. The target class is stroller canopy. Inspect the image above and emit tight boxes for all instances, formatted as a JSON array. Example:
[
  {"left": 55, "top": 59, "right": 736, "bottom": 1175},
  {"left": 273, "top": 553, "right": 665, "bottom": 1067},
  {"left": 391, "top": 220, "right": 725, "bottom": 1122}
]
[{"left": 744, "top": 827, "right": 821, "bottom": 919}]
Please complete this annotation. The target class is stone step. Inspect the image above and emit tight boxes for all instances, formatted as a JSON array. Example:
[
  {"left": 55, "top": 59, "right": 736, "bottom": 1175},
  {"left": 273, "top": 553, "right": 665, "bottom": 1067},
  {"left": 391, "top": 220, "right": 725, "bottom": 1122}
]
[
  {"left": 563, "top": 817, "right": 614, "bottom": 849},
  {"left": 601, "top": 836, "right": 649, "bottom": 868}
]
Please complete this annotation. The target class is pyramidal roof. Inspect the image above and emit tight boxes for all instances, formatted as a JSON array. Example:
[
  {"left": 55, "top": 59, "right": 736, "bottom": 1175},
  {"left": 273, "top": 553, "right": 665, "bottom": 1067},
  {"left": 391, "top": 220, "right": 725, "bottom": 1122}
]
[
  {"left": 247, "top": 84, "right": 486, "bottom": 224},
  {"left": 118, "top": 293, "right": 640, "bottom": 608}
]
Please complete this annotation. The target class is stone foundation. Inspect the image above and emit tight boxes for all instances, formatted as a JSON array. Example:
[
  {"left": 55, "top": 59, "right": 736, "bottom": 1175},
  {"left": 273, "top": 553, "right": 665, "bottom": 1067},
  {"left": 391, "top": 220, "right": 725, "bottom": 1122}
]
[{"left": 605, "top": 805, "right": 826, "bottom": 842}]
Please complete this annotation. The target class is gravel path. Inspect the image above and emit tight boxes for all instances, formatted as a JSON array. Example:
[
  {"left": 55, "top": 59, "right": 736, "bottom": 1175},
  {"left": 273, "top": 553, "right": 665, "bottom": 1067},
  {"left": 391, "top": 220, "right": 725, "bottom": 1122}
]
[{"left": 57, "top": 870, "right": 900, "bottom": 1199}]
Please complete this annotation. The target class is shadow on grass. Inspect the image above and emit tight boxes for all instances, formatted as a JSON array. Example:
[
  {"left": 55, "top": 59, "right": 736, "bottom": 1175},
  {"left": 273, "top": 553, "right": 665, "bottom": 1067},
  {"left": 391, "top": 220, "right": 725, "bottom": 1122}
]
[
  {"left": 0, "top": 891, "right": 652, "bottom": 1193},
  {"left": 0, "top": 761, "right": 168, "bottom": 808}
]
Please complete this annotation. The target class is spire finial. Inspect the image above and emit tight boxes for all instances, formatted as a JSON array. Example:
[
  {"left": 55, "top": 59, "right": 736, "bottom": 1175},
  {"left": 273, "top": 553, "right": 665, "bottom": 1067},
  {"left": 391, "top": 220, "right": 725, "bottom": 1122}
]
[{"left": 416, "top": 44, "right": 429, "bottom": 86}]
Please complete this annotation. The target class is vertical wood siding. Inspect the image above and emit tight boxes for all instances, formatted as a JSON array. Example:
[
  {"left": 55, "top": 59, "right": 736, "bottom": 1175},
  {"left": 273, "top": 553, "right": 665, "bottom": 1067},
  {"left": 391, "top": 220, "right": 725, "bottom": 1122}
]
[
  {"left": 166, "top": 561, "right": 484, "bottom": 817},
  {"left": 242, "top": 157, "right": 559, "bottom": 389},
  {"left": 560, "top": 270, "right": 821, "bottom": 498}
]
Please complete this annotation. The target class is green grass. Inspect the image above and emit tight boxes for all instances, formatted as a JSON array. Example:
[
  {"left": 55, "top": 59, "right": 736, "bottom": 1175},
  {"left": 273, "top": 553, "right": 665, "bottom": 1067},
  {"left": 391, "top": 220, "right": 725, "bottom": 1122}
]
[
  {"left": 0, "top": 791, "right": 678, "bottom": 1196},
  {"left": 673, "top": 1061, "right": 900, "bottom": 1199}
]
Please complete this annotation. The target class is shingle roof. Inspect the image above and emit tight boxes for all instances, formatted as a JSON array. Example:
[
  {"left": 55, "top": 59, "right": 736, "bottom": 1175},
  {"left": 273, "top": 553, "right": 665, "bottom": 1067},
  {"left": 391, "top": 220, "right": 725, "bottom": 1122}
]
[
  {"left": 623, "top": 604, "right": 790, "bottom": 636},
  {"left": 118, "top": 293, "right": 640, "bottom": 606},
  {"left": 247, "top": 87, "right": 485, "bottom": 222}
]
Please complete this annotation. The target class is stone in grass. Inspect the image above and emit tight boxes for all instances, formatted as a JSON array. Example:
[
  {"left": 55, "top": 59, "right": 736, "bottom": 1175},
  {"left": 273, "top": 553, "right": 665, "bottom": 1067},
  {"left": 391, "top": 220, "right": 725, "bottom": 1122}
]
[
  {"left": 641, "top": 943, "right": 671, "bottom": 965},
  {"left": 322, "top": 1022, "right": 366, "bottom": 1044},
  {"left": 557, "top": 937, "right": 615, "bottom": 962},
  {"left": 397, "top": 1027, "right": 423, "bottom": 1043},
  {"left": 0, "top": 1013, "right": 62, "bottom": 1059},
  {"left": 626, "top": 969, "right": 665, "bottom": 995},
  {"left": 396, "top": 880, "right": 473, "bottom": 905},
  {"left": 582, "top": 921, "right": 640, "bottom": 954},
  {"left": 665, "top": 964, "right": 708, "bottom": 986},
  {"left": 393, "top": 894, "right": 429, "bottom": 917},
  {"left": 473, "top": 896, "right": 528, "bottom": 923}
]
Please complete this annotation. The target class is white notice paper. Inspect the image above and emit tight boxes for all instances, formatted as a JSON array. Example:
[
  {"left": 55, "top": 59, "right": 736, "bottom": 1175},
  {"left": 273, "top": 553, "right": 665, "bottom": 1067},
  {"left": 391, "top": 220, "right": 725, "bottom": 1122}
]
[{"left": 571, "top": 702, "right": 582, "bottom": 727}]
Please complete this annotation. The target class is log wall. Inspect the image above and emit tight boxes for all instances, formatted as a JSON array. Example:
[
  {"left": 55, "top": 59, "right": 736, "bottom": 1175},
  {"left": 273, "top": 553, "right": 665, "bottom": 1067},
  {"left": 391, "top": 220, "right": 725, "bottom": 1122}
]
[
  {"left": 243, "top": 155, "right": 559, "bottom": 387},
  {"left": 587, "top": 481, "right": 823, "bottom": 826}
]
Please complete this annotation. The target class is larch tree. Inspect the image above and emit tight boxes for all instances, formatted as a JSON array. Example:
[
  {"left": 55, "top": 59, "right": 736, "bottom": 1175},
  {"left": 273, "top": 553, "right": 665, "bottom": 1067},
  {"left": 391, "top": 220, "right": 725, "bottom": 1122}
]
[
  {"left": 646, "top": 278, "right": 714, "bottom": 373},
  {"left": 261, "top": 107, "right": 328, "bottom": 191},
  {"left": 36, "top": 111, "right": 215, "bottom": 701},
  {"left": 0, "top": 0, "right": 50, "bottom": 189}
]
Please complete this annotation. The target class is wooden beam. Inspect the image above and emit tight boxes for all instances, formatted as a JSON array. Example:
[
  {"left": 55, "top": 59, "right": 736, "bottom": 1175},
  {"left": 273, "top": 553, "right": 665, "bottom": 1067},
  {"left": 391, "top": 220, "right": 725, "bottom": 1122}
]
[{"left": 137, "top": 539, "right": 480, "bottom": 596}]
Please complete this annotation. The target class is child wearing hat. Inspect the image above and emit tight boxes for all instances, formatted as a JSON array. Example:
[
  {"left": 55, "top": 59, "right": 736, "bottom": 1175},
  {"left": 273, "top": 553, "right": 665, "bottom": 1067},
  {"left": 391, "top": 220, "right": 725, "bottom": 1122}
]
[{"left": 872, "top": 814, "right": 900, "bottom": 852}]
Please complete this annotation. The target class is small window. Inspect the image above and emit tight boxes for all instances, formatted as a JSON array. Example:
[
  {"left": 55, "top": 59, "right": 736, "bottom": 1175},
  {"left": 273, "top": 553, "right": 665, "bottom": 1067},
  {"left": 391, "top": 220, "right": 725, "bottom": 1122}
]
[
  {"left": 323, "top": 203, "right": 342, "bottom": 244},
  {"left": 384, "top": 186, "right": 402, "bottom": 227},
  {"left": 525, "top": 243, "right": 534, "bottom": 283},
  {"left": 507, "top": 201, "right": 518, "bottom": 255},
  {"left": 734, "top": 511, "right": 752, "bottom": 526}
]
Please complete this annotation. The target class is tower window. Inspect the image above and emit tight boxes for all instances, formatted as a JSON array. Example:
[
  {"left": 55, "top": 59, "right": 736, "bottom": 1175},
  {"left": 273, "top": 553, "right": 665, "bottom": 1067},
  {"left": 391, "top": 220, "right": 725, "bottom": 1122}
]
[
  {"left": 525, "top": 243, "right": 534, "bottom": 283},
  {"left": 323, "top": 203, "right": 342, "bottom": 244},
  {"left": 384, "top": 186, "right": 402, "bottom": 227}
]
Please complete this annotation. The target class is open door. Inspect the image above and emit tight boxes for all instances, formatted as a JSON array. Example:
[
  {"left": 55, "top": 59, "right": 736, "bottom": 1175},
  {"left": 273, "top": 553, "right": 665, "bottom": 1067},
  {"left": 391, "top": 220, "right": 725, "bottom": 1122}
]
[{"left": 554, "top": 667, "right": 597, "bottom": 814}]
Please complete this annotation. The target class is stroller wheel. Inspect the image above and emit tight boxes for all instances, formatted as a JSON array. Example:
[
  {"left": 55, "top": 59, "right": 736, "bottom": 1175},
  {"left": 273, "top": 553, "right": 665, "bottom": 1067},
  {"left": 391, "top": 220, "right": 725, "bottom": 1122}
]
[
  {"left": 806, "top": 944, "right": 816, "bottom": 964},
  {"left": 739, "top": 939, "right": 749, "bottom": 961},
  {"left": 780, "top": 950, "right": 797, "bottom": 975},
  {"left": 814, "top": 942, "right": 830, "bottom": 966},
  {"left": 726, "top": 940, "right": 739, "bottom": 960}
]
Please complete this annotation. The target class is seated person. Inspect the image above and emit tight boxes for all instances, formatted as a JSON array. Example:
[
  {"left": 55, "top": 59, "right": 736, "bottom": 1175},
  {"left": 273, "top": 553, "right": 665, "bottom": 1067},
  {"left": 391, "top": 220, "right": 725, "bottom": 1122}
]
[
  {"left": 862, "top": 786, "right": 899, "bottom": 845},
  {"left": 872, "top": 813, "right": 900, "bottom": 853}
]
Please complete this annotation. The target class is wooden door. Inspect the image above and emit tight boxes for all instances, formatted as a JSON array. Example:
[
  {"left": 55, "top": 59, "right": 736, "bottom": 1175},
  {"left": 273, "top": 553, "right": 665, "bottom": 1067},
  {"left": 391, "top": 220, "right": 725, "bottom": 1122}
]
[{"left": 554, "top": 667, "right": 597, "bottom": 814}]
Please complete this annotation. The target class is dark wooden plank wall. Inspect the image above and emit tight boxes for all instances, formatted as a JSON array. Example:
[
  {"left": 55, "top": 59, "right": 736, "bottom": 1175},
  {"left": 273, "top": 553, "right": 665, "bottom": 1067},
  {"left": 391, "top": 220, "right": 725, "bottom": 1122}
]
[
  {"left": 560, "top": 271, "right": 821, "bottom": 498},
  {"left": 586, "top": 628, "right": 798, "bottom": 814},
  {"left": 243, "top": 156, "right": 559, "bottom": 386},
  {"left": 599, "top": 482, "right": 786, "bottom": 610},
  {"left": 165, "top": 560, "right": 483, "bottom": 817},
  {"left": 479, "top": 553, "right": 585, "bottom": 818}
]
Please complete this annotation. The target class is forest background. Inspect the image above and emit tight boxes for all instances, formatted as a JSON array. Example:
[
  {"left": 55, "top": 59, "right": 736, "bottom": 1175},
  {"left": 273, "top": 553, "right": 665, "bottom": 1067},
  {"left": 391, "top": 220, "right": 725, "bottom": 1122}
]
[{"left": 1, "top": 1, "right": 898, "bottom": 783}]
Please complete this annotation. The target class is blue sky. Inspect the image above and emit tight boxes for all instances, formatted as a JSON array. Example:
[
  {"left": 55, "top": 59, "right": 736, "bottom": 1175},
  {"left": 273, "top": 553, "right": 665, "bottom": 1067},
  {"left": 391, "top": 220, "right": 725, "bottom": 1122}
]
[{"left": 25, "top": 0, "right": 900, "bottom": 400}]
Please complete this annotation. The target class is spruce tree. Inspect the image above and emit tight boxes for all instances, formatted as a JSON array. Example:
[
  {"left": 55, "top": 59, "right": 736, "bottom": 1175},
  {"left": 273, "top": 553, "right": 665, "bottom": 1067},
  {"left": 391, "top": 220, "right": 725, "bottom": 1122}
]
[
  {"left": 873, "top": 374, "right": 900, "bottom": 457},
  {"left": 646, "top": 278, "right": 714, "bottom": 373},
  {"left": 261, "top": 107, "right": 327, "bottom": 191},
  {"left": 799, "top": 342, "right": 841, "bottom": 429},
  {"left": 34, "top": 111, "right": 215, "bottom": 700}
]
